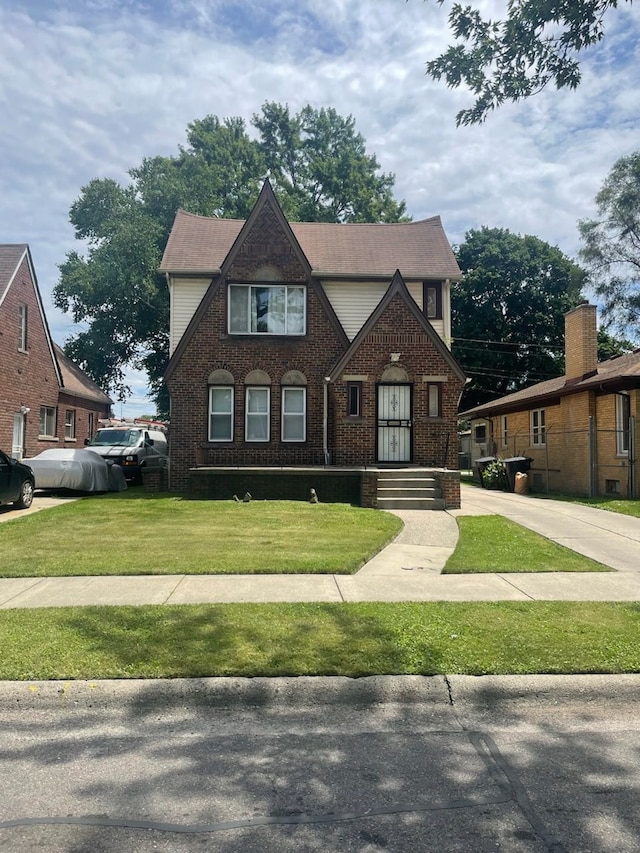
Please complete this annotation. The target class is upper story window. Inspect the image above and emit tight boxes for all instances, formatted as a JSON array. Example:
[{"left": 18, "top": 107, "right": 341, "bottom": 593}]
[
  {"left": 531, "top": 408, "right": 546, "bottom": 446},
  {"left": 423, "top": 281, "right": 442, "bottom": 321},
  {"left": 229, "top": 284, "right": 306, "bottom": 335},
  {"left": 18, "top": 303, "right": 28, "bottom": 351}
]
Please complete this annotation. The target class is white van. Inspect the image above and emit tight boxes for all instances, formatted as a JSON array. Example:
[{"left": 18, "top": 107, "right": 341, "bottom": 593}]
[{"left": 85, "top": 424, "right": 168, "bottom": 484}]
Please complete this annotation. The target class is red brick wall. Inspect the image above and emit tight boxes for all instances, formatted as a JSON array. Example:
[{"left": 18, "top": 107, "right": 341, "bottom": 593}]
[
  {"left": 331, "top": 293, "right": 463, "bottom": 468},
  {"left": 0, "top": 255, "right": 60, "bottom": 458},
  {"left": 167, "top": 203, "right": 347, "bottom": 490},
  {"left": 0, "top": 255, "right": 111, "bottom": 459}
]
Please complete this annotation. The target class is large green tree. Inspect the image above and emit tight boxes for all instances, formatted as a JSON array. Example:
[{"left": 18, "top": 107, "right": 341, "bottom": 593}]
[
  {"left": 578, "top": 151, "right": 640, "bottom": 340},
  {"left": 425, "top": 0, "right": 630, "bottom": 125},
  {"left": 452, "top": 227, "right": 586, "bottom": 409},
  {"left": 54, "top": 105, "right": 407, "bottom": 411}
]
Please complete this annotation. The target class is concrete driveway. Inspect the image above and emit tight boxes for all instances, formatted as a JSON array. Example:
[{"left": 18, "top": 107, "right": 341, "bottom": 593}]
[{"left": 0, "top": 493, "right": 78, "bottom": 523}]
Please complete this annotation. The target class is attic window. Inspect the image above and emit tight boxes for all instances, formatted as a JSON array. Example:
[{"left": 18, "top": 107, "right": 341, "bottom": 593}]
[
  {"left": 228, "top": 284, "right": 305, "bottom": 335},
  {"left": 423, "top": 281, "right": 442, "bottom": 320}
]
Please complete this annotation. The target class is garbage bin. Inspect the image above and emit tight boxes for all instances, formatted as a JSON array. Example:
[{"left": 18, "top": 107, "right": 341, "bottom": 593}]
[
  {"left": 475, "top": 456, "right": 497, "bottom": 489},
  {"left": 502, "top": 456, "right": 533, "bottom": 492}
]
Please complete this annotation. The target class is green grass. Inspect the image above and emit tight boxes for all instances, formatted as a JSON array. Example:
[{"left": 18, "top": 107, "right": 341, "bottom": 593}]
[
  {"left": 0, "top": 492, "right": 401, "bottom": 577},
  {"left": 443, "top": 515, "right": 611, "bottom": 573},
  {"left": 2, "top": 601, "right": 640, "bottom": 679},
  {"left": 531, "top": 493, "right": 640, "bottom": 518}
]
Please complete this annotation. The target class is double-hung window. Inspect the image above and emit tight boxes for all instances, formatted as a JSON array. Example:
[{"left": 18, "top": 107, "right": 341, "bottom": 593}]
[
  {"left": 246, "top": 387, "right": 270, "bottom": 442},
  {"left": 531, "top": 409, "right": 546, "bottom": 446},
  {"left": 282, "top": 388, "right": 306, "bottom": 442},
  {"left": 616, "top": 393, "right": 631, "bottom": 456},
  {"left": 39, "top": 406, "right": 56, "bottom": 438},
  {"left": 209, "top": 387, "right": 234, "bottom": 442},
  {"left": 229, "top": 284, "right": 305, "bottom": 335}
]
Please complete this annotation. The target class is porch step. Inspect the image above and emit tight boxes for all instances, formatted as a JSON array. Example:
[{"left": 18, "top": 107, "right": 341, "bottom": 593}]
[
  {"left": 376, "top": 473, "right": 445, "bottom": 510},
  {"left": 377, "top": 486, "right": 441, "bottom": 499},
  {"left": 377, "top": 496, "right": 446, "bottom": 510},
  {"left": 376, "top": 470, "right": 438, "bottom": 480}
]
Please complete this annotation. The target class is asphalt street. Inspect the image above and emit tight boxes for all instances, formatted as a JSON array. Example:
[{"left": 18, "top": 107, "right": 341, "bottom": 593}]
[{"left": 1, "top": 675, "right": 640, "bottom": 852}]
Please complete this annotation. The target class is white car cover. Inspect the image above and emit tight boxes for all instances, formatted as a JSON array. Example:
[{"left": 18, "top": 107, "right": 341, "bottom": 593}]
[{"left": 23, "top": 449, "right": 127, "bottom": 492}]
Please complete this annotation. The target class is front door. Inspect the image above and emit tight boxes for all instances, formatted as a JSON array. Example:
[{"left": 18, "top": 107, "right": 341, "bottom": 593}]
[
  {"left": 12, "top": 413, "right": 24, "bottom": 460},
  {"left": 377, "top": 384, "right": 412, "bottom": 463}
]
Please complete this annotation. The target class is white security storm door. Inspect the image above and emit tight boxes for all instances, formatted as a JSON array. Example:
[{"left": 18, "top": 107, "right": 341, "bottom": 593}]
[
  {"left": 12, "top": 413, "right": 24, "bottom": 460},
  {"left": 377, "top": 384, "right": 412, "bottom": 463}
]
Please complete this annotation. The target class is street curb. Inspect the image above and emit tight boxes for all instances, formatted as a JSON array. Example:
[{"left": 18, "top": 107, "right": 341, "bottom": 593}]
[{"left": 0, "top": 673, "right": 638, "bottom": 712}]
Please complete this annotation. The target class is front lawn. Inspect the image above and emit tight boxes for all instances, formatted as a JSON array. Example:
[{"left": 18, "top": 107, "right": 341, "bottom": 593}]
[
  {"left": 443, "top": 515, "right": 610, "bottom": 573},
  {"left": 2, "top": 601, "right": 640, "bottom": 679},
  {"left": 1, "top": 492, "right": 401, "bottom": 576},
  {"left": 531, "top": 493, "right": 640, "bottom": 518}
]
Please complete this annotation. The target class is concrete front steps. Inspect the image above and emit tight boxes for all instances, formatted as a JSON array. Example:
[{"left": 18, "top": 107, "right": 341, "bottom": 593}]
[{"left": 376, "top": 470, "right": 445, "bottom": 510}]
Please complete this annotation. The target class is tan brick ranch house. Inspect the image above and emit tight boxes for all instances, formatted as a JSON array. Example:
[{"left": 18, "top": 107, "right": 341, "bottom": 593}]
[
  {"left": 0, "top": 244, "right": 111, "bottom": 460},
  {"left": 161, "top": 182, "right": 466, "bottom": 508},
  {"left": 461, "top": 302, "right": 640, "bottom": 498}
]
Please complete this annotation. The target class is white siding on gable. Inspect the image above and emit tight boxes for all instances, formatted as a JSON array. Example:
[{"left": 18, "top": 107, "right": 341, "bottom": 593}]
[
  {"left": 170, "top": 277, "right": 211, "bottom": 354},
  {"left": 320, "top": 279, "right": 450, "bottom": 344}
]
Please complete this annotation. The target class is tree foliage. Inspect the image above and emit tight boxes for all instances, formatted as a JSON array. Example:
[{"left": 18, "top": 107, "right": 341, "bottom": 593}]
[
  {"left": 578, "top": 151, "right": 640, "bottom": 341},
  {"left": 452, "top": 227, "right": 586, "bottom": 409},
  {"left": 53, "top": 105, "right": 407, "bottom": 410},
  {"left": 425, "top": 0, "right": 628, "bottom": 125}
]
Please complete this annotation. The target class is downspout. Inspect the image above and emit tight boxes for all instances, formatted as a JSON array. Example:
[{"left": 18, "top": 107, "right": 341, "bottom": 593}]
[{"left": 323, "top": 377, "right": 331, "bottom": 466}]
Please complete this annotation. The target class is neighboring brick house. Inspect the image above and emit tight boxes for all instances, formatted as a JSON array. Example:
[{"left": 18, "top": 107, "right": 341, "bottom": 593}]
[
  {"left": 0, "top": 244, "right": 112, "bottom": 459},
  {"left": 461, "top": 302, "right": 640, "bottom": 498},
  {"left": 161, "top": 181, "right": 465, "bottom": 506}
]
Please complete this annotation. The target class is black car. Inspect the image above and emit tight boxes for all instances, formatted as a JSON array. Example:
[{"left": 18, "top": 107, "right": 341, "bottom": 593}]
[{"left": 0, "top": 450, "right": 35, "bottom": 509}]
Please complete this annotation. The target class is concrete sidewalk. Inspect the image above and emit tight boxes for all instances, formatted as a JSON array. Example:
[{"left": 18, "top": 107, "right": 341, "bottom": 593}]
[{"left": 1, "top": 484, "right": 640, "bottom": 608}]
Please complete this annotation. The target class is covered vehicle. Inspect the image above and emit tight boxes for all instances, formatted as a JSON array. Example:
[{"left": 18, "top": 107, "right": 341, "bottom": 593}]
[
  {"left": 0, "top": 450, "right": 35, "bottom": 509},
  {"left": 22, "top": 449, "right": 127, "bottom": 493}
]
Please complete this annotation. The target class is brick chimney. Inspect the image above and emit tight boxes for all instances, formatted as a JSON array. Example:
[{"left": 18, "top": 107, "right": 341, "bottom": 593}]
[{"left": 565, "top": 302, "right": 598, "bottom": 381}]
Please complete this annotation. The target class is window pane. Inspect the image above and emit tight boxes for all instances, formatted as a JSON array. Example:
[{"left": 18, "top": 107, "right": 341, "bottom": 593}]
[
  {"left": 348, "top": 384, "right": 360, "bottom": 417},
  {"left": 211, "top": 388, "right": 232, "bottom": 413},
  {"left": 210, "top": 415, "right": 232, "bottom": 440},
  {"left": 287, "top": 287, "right": 305, "bottom": 334},
  {"left": 284, "top": 388, "right": 304, "bottom": 413},
  {"left": 252, "top": 287, "right": 285, "bottom": 334},
  {"left": 426, "top": 287, "right": 437, "bottom": 319},
  {"left": 229, "top": 286, "right": 248, "bottom": 333},
  {"left": 427, "top": 385, "right": 439, "bottom": 417},
  {"left": 247, "top": 388, "right": 268, "bottom": 413}
]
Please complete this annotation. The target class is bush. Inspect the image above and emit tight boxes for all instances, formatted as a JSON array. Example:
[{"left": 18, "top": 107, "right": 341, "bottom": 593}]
[{"left": 482, "top": 458, "right": 508, "bottom": 490}]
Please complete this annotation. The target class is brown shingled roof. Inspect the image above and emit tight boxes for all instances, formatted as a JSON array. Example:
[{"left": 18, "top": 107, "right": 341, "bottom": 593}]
[
  {"left": 461, "top": 349, "right": 640, "bottom": 418},
  {"left": 159, "top": 210, "right": 461, "bottom": 280},
  {"left": 53, "top": 343, "right": 112, "bottom": 406},
  {"left": 0, "top": 244, "right": 29, "bottom": 299}
]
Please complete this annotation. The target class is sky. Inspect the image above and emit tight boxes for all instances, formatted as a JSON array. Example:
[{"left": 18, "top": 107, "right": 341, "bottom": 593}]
[{"left": 2, "top": 0, "right": 639, "bottom": 418}]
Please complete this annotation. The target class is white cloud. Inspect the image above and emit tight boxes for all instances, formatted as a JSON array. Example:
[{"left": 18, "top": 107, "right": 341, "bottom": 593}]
[{"left": 2, "top": 0, "right": 640, "bottom": 414}]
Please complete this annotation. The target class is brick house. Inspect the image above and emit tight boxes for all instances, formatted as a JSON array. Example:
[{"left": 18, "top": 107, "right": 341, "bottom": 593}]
[
  {"left": 161, "top": 182, "right": 465, "bottom": 507},
  {"left": 461, "top": 302, "right": 640, "bottom": 498},
  {"left": 0, "top": 244, "right": 112, "bottom": 459}
]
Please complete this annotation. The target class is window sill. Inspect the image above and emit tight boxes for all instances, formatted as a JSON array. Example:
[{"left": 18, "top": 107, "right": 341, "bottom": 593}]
[
  {"left": 64, "top": 438, "right": 77, "bottom": 443},
  {"left": 38, "top": 436, "right": 59, "bottom": 442}
]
